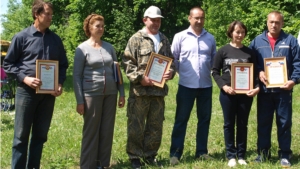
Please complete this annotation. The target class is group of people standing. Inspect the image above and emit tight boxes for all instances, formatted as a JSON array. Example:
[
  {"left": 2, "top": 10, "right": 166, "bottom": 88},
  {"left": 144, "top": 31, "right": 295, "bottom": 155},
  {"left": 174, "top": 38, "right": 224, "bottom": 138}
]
[{"left": 2, "top": 0, "right": 300, "bottom": 169}]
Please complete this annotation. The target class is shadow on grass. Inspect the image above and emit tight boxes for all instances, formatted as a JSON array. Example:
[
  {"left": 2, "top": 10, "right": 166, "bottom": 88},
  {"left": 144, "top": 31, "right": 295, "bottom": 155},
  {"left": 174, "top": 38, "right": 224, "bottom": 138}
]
[
  {"left": 46, "top": 156, "right": 79, "bottom": 169},
  {"left": 245, "top": 148, "right": 298, "bottom": 166},
  {"left": 290, "top": 153, "right": 300, "bottom": 166},
  {"left": 110, "top": 159, "right": 131, "bottom": 169},
  {"left": 106, "top": 150, "right": 300, "bottom": 168}
]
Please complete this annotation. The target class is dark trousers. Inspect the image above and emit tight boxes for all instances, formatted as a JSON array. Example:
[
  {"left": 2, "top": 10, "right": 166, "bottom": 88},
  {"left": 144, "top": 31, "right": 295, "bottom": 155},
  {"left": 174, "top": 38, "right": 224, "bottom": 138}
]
[
  {"left": 80, "top": 94, "right": 117, "bottom": 168},
  {"left": 170, "top": 85, "right": 212, "bottom": 159},
  {"left": 126, "top": 96, "right": 165, "bottom": 159},
  {"left": 12, "top": 86, "right": 55, "bottom": 169},
  {"left": 219, "top": 90, "right": 253, "bottom": 159},
  {"left": 257, "top": 91, "right": 292, "bottom": 159}
]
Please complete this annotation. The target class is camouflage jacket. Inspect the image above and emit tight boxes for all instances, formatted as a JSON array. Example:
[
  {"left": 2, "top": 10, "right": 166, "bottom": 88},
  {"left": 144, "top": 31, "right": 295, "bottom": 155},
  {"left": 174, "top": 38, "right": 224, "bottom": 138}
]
[{"left": 122, "top": 29, "right": 175, "bottom": 97}]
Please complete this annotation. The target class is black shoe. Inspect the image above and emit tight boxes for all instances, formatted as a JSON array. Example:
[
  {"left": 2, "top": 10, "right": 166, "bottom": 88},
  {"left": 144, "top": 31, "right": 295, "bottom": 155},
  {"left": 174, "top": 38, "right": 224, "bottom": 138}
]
[
  {"left": 254, "top": 154, "right": 270, "bottom": 163},
  {"left": 131, "top": 159, "right": 142, "bottom": 169},
  {"left": 254, "top": 155, "right": 263, "bottom": 163}
]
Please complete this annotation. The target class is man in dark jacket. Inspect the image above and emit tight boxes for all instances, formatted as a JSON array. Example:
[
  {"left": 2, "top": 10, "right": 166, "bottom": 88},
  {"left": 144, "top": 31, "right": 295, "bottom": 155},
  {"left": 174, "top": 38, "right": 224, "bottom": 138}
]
[
  {"left": 3, "top": 0, "right": 69, "bottom": 168},
  {"left": 249, "top": 11, "right": 300, "bottom": 168}
]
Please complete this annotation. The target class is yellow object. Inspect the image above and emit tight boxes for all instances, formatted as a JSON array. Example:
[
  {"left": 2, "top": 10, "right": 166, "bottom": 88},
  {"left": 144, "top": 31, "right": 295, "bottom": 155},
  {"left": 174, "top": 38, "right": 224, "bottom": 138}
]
[
  {"left": 1, "top": 40, "right": 11, "bottom": 58},
  {"left": 1, "top": 40, "right": 11, "bottom": 65}
]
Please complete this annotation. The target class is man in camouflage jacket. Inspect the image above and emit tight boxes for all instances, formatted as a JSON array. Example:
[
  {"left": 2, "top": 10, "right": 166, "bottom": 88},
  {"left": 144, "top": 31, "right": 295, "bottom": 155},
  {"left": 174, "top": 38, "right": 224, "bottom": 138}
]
[{"left": 122, "top": 5, "right": 175, "bottom": 169}]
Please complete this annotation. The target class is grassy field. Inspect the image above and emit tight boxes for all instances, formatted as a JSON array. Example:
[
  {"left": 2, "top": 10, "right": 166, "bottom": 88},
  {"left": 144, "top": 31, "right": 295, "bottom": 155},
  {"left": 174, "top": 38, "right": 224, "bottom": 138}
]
[{"left": 1, "top": 72, "right": 300, "bottom": 169}]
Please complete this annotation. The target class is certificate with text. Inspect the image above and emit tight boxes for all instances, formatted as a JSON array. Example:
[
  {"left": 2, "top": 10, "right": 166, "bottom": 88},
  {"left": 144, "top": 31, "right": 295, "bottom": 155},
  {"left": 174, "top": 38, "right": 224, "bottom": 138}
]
[
  {"left": 36, "top": 60, "right": 59, "bottom": 94},
  {"left": 264, "top": 57, "right": 287, "bottom": 88},
  {"left": 231, "top": 63, "right": 253, "bottom": 94},
  {"left": 144, "top": 52, "right": 173, "bottom": 88}
]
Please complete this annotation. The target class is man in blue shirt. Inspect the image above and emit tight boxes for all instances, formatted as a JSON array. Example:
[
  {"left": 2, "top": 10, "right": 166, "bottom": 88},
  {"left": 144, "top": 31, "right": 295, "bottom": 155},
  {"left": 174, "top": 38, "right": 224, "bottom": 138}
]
[
  {"left": 169, "top": 6, "right": 216, "bottom": 165},
  {"left": 3, "top": 1, "right": 69, "bottom": 168},
  {"left": 249, "top": 11, "right": 300, "bottom": 168}
]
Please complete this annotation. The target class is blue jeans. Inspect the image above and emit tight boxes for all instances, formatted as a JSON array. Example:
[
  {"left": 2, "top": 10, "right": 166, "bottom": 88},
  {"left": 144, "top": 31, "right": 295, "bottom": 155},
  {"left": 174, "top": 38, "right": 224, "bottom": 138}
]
[
  {"left": 12, "top": 86, "right": 55, "bottom": 169},
  {"left": 170, "top": 85, "right": 212, "bottom": 159},
  {"left": 219, "top": 90, "right": 253, "bottom": 159},
  {"left": 257, "top": 91, "right": 292, "bottom": 159}
]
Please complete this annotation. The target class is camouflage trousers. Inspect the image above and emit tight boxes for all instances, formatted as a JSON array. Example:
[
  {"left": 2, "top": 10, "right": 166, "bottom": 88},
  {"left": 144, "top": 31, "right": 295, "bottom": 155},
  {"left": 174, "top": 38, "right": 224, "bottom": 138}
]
[{"left": 126, "top": 96, "right": 165, "bottom": 159}]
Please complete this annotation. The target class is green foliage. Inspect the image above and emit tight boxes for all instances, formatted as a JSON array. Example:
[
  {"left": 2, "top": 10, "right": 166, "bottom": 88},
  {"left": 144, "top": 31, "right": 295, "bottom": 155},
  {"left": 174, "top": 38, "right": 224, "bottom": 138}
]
[
  {"left": 1, "top": 0, "right": 300, "bottom": 168},
  {"left": 1, "top": 0, "right": 299, "bottom": 62},
  {"left": 0, "top": 0, "right": 32, "bottom": 41},
  {"left": 105, "top": 3, "right": 136, "bottom": 60}
]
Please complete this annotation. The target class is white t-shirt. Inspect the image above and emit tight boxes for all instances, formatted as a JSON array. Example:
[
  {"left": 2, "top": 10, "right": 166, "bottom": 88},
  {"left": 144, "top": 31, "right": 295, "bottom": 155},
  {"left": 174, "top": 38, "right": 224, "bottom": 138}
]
[{"left": 148, "top": 33, "right": 160, "bottom": 53}]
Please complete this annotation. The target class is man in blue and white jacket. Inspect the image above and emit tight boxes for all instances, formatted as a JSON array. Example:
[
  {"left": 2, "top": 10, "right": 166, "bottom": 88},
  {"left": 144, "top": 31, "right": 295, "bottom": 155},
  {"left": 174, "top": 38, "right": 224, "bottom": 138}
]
[{"left": 249, "top": 11, "right": 300, "bottom": 168}]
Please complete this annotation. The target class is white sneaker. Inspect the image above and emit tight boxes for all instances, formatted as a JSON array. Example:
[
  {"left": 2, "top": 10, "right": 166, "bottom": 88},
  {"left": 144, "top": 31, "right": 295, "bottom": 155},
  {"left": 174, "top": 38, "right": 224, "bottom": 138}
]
[
  {"left": 228, "top": 158, "right": 236, "bottom": 167},
  {"left": 238, "top": 159, "right": 247, "bottom": 165},
  {"left": 280, "top": 158, "right": 291, "bottom": 168},
  {"left": 170, "top": 156, "right": 179, "bottom": 166}
]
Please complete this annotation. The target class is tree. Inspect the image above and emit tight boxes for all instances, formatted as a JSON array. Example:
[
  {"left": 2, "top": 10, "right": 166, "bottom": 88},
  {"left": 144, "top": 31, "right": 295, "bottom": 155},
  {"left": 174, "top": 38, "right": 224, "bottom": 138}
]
[
  {"left": 1, "top": 0, "right": 299, "bottom": 63},
  {"left": 1, "top": 0, "right": 32, "bottom": 41}
]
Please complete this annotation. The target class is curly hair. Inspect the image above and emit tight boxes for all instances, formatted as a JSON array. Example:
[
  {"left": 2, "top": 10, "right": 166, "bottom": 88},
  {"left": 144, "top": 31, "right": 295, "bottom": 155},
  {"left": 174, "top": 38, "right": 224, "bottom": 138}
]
[
  {"left": 32, "top": 0, "right": 53, "bottom": 20},
  {"left": 83, "top": 14, "right": 105, "bottom": 37}
]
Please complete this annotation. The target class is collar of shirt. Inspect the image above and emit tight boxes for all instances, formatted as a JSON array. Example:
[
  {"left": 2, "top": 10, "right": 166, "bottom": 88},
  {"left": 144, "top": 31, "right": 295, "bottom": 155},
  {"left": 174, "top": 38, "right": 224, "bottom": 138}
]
[
  {"left": 187, "top": 26, "right": 207, "bottom": 37},
  {"left": 29, "top": 24, "right": 51, "bottom": 35},
  {"left": 140, "top": 28, "right": 162, "bottom": 38}
]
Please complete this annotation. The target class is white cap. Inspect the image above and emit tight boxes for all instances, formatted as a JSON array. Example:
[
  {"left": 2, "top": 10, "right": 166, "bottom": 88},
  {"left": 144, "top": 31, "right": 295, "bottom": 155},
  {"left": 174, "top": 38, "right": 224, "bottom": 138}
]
[{"left": 143, "top": 6, "right": 164, "bottom": 18}]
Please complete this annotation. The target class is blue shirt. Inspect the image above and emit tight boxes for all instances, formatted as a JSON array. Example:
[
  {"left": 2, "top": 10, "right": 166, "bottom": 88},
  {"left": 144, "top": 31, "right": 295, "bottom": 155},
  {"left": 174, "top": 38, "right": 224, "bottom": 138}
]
[
  {"left": 171, "top": 26, "right": 216, "bottom": 88},
  {"left": 3, "top": 25, "right": 69, "bottom": 85}
]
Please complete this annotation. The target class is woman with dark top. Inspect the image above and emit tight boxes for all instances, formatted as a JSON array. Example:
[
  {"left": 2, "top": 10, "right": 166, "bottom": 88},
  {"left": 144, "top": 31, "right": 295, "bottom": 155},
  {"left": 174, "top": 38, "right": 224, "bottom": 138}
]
[
  {"left": 212, "top": 21, "right": 259, "bottom": 167},
  {"left": 73, "top": 14, "right": 125, "bottom": 169}
]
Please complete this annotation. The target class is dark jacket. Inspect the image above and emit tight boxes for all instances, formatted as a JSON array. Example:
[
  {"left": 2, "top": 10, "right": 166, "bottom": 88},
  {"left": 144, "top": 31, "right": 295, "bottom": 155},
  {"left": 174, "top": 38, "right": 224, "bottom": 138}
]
[
  {"left": 249, "top": 30, "right": 300, "bottom": 93},
  {"left": 3, "top": 25, "right": 69, "bottom": 85}
]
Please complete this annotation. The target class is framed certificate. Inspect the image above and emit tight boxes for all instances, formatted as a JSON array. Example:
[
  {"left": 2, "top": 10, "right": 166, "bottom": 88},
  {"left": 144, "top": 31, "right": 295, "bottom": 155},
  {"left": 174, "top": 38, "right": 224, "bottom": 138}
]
[
  {"left": 36, "top": 60, "right": 59, "bottom": 94},
  {"left": 144, "top": 52, "right": 173, "bottom": 88},
  {"left": 264, "top": 57, "right": 287, "bottom": 88},
  {"left": 231, "top": 63, "right": 253, "bottom": 94}
]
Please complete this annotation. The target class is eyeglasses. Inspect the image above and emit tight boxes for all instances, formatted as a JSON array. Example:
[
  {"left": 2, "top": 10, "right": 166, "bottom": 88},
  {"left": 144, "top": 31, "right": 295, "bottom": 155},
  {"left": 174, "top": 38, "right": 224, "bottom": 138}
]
[{"left": 192, "top": 17, "right": 205, "bottom": 21}]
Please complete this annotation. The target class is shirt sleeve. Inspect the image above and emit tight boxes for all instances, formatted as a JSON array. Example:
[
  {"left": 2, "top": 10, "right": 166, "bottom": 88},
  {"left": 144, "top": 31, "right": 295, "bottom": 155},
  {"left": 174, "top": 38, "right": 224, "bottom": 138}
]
[
  {"left": 56, "top": 36, "right": 69, "bottom": 85},
  {"left": 210, "top": 37, "right": 217, "bottom": 67},
  {"left": 249, "top": 39, "right": 264, "bottom": 73},
  {"left": 171, "top": 33, "right": 180, "bottom": 72},
  {"left": 291, "top": 37, "right": 300, "bottom": 84},
  {"left": 3, "top": 35, "right": 26, "bottom": 83},
  {"left": 73, "top": 47, "right": 86, "bottom": 104},
  {"left": 122, "top": 36, "right": 144, "bottom": 84},
  {"left": 250, "top": 50, "right": 260, "bottom": 88},
  {"left": 163, "top": 35, "right": 176, "bottom": 79},
  {"left": 211, "top": 48, "right": 227, "bottom": 89}
]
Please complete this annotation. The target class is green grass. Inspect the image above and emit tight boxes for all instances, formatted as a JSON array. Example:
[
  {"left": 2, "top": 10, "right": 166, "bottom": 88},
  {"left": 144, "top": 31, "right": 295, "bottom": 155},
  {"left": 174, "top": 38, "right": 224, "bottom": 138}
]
[{"left": 1, "top": 72, "right": 300, "bottom": 169}]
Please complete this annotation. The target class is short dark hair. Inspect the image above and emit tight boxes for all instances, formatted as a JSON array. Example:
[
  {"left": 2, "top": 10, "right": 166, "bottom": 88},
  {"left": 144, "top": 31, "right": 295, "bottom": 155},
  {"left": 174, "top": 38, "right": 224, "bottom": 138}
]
[
  {"left": 32, "top": 0, "right": 53, "bottom": 20},
  {"left": 83, "top": 14, "right": 105, "bottom": 37},
  {"left": 189, "top": 6, "right": 205, "bottom": 16},
  {"left": 226, "top": 20, "right": 247, "bottom": 38}
]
